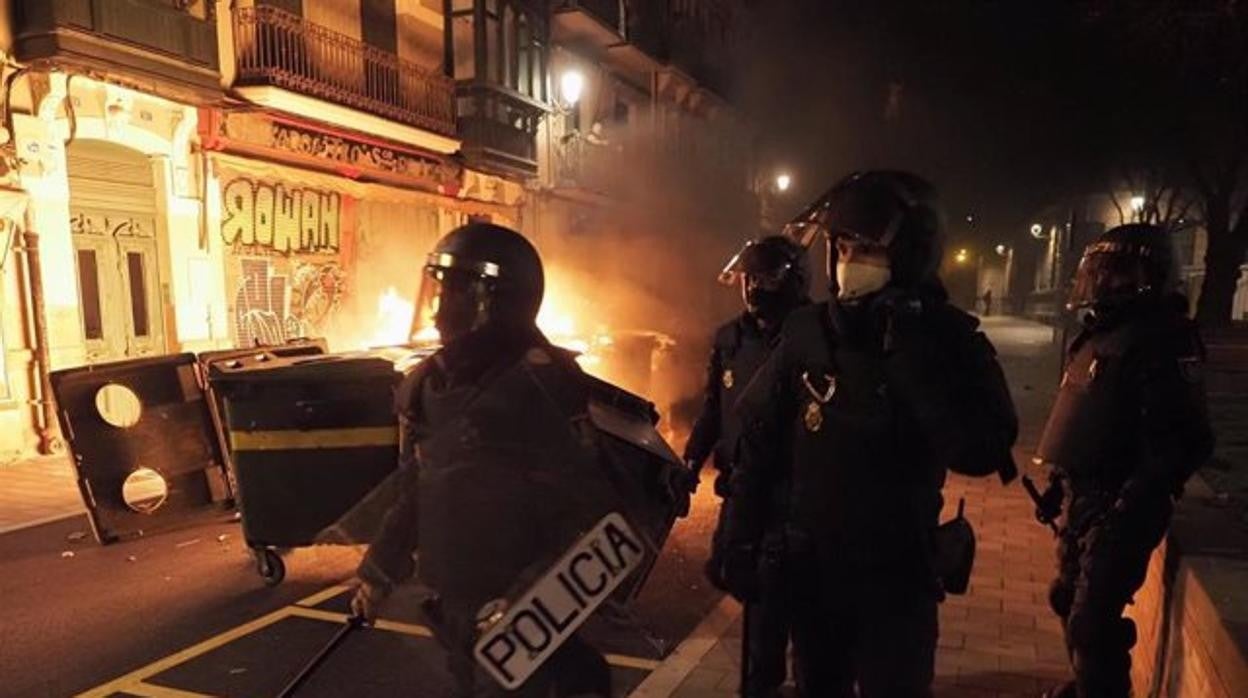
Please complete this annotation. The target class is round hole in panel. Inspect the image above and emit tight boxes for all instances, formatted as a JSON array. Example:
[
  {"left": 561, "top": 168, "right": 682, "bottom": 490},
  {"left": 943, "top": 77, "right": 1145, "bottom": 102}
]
[
  {"left": 95, "top": 383, "right": 142, "bottom": 428},
  {"left": 122, "top": 467, "right": 168, "bottom": 514}
]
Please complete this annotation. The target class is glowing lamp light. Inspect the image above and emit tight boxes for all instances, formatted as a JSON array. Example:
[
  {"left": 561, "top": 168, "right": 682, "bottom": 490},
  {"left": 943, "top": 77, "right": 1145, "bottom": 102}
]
[
  {"left": 954, "top": 248, "right": 970, "bottom": 265},
  {"left": 1130, "top": 195, "right": 1146, "bottom": 212},
  {"left": 775, "top": 173, "right": 792, "bottom": 192},
  {"left": 995, "top": 244, "right": 1008, "bottom": 256},
  {"left": 559, "top": 70, "right": 585, "bottom": 107},
  {"left": 1030, "top": 223, "right": 1044, "bottom": 239}
]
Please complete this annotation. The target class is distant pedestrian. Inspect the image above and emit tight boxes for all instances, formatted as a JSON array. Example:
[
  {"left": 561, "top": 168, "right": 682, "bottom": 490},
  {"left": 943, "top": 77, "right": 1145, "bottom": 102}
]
[{"left": 981, "top": 287, "right": 993, "bottom": 316}]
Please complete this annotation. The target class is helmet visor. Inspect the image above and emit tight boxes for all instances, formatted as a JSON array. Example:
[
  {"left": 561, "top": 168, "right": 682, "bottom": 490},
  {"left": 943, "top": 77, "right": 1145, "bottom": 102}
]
[
  {"left": 410, "top": 255, "right": 497, "bottom": 343},
  {"left": 1067, "top": 242, "right": 1152, "bottom": 310}
]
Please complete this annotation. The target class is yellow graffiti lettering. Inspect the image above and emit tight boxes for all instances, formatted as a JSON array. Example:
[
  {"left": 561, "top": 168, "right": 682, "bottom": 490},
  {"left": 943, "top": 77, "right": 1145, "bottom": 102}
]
[
  {"left": 320, "top": 193, "right": 340, "bottom": 250},
  {"left": 221, "top": 180, "right": 254, "bottom": 246},
  {"left": 254, "top": 184, "right": 275, "bottom": 247},
  {"left": 274, "top": 185, "right": 299, "bottom": 254},
  {"left": 300, "top": 191, "right": 320, "bottom": 252}
]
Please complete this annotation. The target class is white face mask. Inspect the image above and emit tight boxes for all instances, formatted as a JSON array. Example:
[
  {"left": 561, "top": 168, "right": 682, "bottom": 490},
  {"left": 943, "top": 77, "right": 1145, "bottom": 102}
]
[{"left": 836, "top": 261, "right": 892, "bottom": 301}]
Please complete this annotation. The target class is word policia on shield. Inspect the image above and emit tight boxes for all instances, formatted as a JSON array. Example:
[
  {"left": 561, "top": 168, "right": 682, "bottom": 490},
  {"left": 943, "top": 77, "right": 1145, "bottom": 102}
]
[{"left": 474, "top": 513, "right": 645, "bottom": 690}]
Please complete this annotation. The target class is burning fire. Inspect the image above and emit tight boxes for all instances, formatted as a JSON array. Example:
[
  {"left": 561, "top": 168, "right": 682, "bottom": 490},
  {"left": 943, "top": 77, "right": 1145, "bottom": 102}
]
[{"left": 369, "top": 287, "right": 416, "bottom": 347}]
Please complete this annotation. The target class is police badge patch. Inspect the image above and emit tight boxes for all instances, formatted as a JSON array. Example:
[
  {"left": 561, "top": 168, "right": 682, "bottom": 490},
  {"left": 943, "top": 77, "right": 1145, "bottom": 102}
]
[
  {"left": 799, "top": 371, "right": 836, "bottom": 433},
  {"left": 803, "top": 401, "right": 824, "bottom": 432},
  {"left": 722, "top": 370, "right": 734, "bottom": 389}
]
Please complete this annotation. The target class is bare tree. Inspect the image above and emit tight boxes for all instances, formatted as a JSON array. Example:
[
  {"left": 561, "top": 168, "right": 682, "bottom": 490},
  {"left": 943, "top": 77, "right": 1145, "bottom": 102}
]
[{"left": 1081, "top": 0, "right": 1248, "bottom": 325}]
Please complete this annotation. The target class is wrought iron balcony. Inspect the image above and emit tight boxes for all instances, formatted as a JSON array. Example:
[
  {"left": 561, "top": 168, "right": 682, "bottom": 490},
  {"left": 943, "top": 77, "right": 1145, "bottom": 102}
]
[
  {"left": 457, "top": 83, "right": 545, "bottom": 176},
  {"left": 232, "top": 6, "right": 455, "bottom": 137},
  {"left": 552, "top": 0, "right": 624, "bottom": 47},
  {"left": 12, "top": 0, "right": 220, "bottom": 95}
]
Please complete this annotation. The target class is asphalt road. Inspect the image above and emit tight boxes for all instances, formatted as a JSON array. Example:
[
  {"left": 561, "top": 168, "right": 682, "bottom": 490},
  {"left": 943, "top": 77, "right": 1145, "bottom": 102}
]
[{"left": 0, "top": 476, "right": 726, "bottom": 698}]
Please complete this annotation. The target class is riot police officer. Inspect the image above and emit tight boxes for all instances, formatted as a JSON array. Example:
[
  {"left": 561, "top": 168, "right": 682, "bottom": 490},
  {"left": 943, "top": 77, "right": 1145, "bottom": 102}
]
[
  {"left": 350, "top": 223, "right": 623, "bottom": 697},
  {"left": 1035, "top": 223, "right": 1214, "bottom": 698},
  {"left": 719, "top": 171, "right": 1019, "bottom": 697},
  {"left": 685, "top": 234, "right": 810, "bottom": 697}
]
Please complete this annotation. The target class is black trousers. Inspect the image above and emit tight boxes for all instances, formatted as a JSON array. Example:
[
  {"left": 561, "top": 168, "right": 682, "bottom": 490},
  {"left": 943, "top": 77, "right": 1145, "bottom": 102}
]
[
  {"left": 746, "top": 550, "right": 793, "bottom": 697},
  {"left": 1049, "top": 490, "right": 1172, "bottom": 698},
  {"left": 782, "top": 547, "right": 938, "bottom": 698}
]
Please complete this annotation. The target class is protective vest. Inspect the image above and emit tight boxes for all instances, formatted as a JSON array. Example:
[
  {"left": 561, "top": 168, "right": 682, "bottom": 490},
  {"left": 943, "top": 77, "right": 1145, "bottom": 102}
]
[
  {"left": 410, "top": 347, "right": 623, "bottom": 612},
  {"left": 757, "top": 303, "right": 941, "bottom": 580},
  {"left": 712, "top": 318, "right": 775, "bottom": 469},
  {"left": 1036, "top": 305, "right": 1210, "bottom": 492}
]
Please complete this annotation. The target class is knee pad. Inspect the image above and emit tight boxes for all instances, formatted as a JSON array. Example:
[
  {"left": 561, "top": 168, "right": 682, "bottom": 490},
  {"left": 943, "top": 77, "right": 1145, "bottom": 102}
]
[
  {"left": 1049, "top": 580, "right": 1074, "bottom": 617},
  {"left": 1069, "top": 612, "right": 1137, "bottom": 652}
]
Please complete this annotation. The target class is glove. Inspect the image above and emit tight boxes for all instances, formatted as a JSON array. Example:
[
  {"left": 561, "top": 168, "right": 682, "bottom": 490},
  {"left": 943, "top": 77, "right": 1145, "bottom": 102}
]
[
  {"left": 719, "top": 544, "right": 760, "bottom": 602},
  {"left": 1035, "top": 477, "right": 1064, "bottom": 526},
  {"left": 661, "top": 462, "right": 699, "bottom": 518},
  {"left": 350, "top": 579, "right": 391, "bottom": 624}
]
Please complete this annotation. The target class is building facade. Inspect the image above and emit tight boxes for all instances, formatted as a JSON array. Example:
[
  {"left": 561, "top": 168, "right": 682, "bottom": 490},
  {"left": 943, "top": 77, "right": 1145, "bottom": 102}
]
[{"left": 0, "top": 0, "right": 754, "bottom": 460}]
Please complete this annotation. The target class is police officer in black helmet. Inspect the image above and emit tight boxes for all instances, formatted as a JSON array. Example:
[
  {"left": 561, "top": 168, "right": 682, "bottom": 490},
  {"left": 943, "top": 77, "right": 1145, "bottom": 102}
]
[
  {"left": 1035, "top": 224, "right": 1213, "bottom": 698},
  {"left": 719, "top": 171, "right": 1018, "bottom": 697},
  {"left": 684, "top": 234, "right": 810, "bottom": 697},
  {"left": 351, "top": 222, "right": 621, "bottom": 697}
]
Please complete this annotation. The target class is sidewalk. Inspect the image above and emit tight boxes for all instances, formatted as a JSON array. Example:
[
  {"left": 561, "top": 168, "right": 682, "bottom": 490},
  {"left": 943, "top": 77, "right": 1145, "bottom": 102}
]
[
  {"left": 638, "top": 467, "right": 1071, "bottom": 698},
  {"left": 0, "top": 455, "right": 84, "bottom": 534}
]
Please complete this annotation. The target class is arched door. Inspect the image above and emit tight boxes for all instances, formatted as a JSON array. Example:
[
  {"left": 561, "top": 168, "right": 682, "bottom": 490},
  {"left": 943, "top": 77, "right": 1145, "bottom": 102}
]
[{"left": 67, "top": 141, "right": 166, "bottom": 364}]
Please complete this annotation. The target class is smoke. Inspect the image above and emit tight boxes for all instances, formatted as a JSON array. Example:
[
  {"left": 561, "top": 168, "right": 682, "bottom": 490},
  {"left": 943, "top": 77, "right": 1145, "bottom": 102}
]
[{"left": 525, "top": 116, "right": 768, "bottom": 432}]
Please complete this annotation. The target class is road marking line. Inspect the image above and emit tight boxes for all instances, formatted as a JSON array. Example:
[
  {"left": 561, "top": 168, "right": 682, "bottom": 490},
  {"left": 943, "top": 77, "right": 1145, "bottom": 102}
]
[
  {"left": 286, "top": 606, "right": 661, "bottom": 671},
  {"left": 627, "top": 595, "right": 742, "bottom": 697},
  {"left": 287, "top": 605, "right": 435, "bottom": 638},
  {"left": 604, "top": 654, "right": 663, "bottom": 671},
  {"left": 75, "top": 606, "right": 296, "bottom": 698},
  {"left": 294, "top": 583, "right": 352, "bottom": 608},
  {"left": 125, "top": 682, "right": 218, "bottom": 698},
  {"left": 79, "top": 585, "right": 672, "bottom": 698}
]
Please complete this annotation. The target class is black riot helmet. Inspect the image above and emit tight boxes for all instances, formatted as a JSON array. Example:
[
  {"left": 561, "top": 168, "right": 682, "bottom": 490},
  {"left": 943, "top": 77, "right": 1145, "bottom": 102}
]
[
  {"left": 820, "top": 170, "right": 944, "bottom": 292},
  {"left": 411, "top": 222, "right": 545, "bottom": 344},
  {"left": 1067, "top": 223, "right": 1175, "bottom": 312},
  {"left": 736, "top": 235, "right": 810, "bottom": 321}
]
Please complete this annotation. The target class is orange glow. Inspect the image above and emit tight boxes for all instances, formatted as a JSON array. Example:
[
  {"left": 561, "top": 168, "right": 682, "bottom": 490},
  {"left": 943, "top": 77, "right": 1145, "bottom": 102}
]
[{"left": 369, "top": 287, "right": 416, "bottom": 347}]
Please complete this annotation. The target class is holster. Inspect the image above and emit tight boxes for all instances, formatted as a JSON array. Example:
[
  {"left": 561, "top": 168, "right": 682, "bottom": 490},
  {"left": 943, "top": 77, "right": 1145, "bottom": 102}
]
[{"left": 931, "top": 499, "right": 976, "bottom": 595}]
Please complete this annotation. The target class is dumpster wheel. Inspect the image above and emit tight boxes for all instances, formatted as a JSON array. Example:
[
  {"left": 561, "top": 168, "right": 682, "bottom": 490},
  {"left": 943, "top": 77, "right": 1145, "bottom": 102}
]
[{"left": 254, "top": 548, "right": 285, "bottom": 586}]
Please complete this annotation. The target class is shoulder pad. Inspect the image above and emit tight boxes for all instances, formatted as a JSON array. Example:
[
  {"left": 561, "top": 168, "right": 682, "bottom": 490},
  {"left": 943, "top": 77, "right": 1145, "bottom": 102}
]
[
  {"left": 522, "top": 344, "right": 591, "bottom": 416},
  {"left": 713, "top": 317, "right": 744, "bottom": 353},
  {"left": 394, "top": 355, "right": 440, "bottom": 417}
]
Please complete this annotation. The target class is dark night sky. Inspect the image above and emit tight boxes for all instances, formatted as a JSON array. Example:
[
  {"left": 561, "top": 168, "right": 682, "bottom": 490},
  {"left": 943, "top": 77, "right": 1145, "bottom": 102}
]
[{"left": 735, "top": 1, "right": 1130, "bottom": 253}]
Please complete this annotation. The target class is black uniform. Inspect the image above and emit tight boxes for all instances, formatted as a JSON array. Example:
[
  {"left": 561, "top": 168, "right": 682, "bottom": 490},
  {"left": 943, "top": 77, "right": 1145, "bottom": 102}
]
[
  {"left": 359, "top": 325, "right": 618, "bottom": 697},
  {"left": 686, "top": 312, "right": 792, "bottom": 696},
  {"left": 1037, "top": 296, "right": 1212, "bottom": 698},
  {"left": 724, "top": 292, "right": 1018, "bottom": 697}
]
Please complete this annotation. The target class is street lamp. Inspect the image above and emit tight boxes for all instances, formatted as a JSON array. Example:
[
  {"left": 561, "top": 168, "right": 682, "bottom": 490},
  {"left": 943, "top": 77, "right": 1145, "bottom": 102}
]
[
  {"left": 1030, "top": 223, "right": 1045, "bottom": 239},
  {"left": 775, "top": 173, "right": 792, "bottom": 193},
  {"left": 559, "top": 69, "right": 585, "bottom": 109},
  {"left": 1130, "top": 194, "right": 1145, "bottom": 213},
  {"left": 995, "top": 244, "right": 1008, "bottom": 256},
  {"left": 954, "top": 248, "right": 970, "bottom": 265}
]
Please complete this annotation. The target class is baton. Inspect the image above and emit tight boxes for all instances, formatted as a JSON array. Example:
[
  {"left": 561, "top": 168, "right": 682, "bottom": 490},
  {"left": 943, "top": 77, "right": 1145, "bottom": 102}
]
[
  {"left": 1021, "top": 475, "right": 1060, "bottom": 536},
  {"left": 276, "top": 614, "right": 366, "bottom": 698}
]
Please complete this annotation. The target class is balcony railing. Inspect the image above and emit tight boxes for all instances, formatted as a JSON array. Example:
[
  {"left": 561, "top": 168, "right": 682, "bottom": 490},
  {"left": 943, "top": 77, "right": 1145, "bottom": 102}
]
[
  {"left": 233, "top": 6, "right": 455, "bottom": 137},
  {"left": 457, "top": 84, "right": 546, "bottom": 175},
  {"left": 12, "top": 0, "right": 219, "bottom": 93},
  {"left": 556, "top": 0, "right": 623, "bottom": 33}
]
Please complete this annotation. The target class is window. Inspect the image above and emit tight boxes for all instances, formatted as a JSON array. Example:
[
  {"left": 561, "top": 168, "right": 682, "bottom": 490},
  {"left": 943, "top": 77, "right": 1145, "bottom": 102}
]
[
  {"left": 126, "top": 252, "right": 150, "bottom": 338},
  {"left": 77, "top": 249, "right": 104, "bottom": 341}
]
